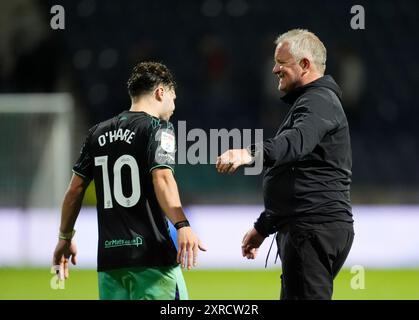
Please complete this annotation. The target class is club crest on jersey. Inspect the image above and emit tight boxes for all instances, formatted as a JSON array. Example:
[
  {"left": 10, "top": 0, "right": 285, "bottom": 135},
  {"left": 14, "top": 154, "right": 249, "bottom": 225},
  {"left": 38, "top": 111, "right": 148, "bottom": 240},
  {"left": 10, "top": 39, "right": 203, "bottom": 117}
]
[{"left": 160, "top": 131, "right": 175, "bottom": 153}]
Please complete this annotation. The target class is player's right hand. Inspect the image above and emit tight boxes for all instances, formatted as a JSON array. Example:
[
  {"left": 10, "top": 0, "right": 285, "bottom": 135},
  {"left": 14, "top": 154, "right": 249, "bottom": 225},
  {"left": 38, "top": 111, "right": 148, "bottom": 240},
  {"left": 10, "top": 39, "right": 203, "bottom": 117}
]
[
  {"left": 52, "top": 239, "right": 77, "bottom": 280},
  {"left": 176, "top": 227, "right": 206, "bottom": 270}
]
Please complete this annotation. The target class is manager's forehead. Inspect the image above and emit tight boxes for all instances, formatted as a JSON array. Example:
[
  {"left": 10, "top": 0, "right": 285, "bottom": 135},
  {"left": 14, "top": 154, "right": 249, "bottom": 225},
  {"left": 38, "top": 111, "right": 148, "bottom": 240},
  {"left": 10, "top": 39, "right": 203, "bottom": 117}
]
[{"left": 275, "top": 42, "right": 292, "bottom": 57}]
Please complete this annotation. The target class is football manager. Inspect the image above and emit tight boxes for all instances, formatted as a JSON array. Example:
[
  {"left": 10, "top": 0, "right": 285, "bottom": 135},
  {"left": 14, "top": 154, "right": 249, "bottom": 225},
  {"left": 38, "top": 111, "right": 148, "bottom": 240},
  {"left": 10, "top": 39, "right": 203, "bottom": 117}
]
[{"left": 216, "top": 29, "right": 354, "bottom": 300}]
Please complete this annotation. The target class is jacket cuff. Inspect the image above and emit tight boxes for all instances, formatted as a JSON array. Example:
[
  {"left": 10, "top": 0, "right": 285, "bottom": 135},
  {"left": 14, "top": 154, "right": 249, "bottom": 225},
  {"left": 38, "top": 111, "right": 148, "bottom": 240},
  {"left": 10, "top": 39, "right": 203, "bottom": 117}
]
[
  {"left": 254, "top": 211, "right": 277, "bottom": 238},
  {"left": 247, "top": 142, "right": 264, "bottom": 166}
]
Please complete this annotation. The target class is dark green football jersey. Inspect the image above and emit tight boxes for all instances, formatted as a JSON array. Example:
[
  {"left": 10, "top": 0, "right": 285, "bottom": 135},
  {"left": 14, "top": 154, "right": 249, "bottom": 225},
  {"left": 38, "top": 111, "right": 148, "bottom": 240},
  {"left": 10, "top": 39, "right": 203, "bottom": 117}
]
[{"left": 73, "top": 111, "right": 178, "bottom": 271}]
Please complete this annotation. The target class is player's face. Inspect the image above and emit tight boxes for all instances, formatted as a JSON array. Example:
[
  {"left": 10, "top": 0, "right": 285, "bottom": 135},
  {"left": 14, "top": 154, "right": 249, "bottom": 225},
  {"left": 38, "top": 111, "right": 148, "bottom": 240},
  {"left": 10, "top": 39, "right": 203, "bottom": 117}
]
[
  {"left": 272, "top": 42, "right": 304, "bottom": 94},
  {"left": 161, "top": 88, "right": 176, "bottom": 120}
]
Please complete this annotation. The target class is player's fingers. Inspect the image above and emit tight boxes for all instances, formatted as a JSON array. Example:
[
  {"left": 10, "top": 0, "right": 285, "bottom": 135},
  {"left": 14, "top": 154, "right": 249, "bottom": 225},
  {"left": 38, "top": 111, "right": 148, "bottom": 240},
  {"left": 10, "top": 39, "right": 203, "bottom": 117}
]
[
  {"left": 64, "top": 258, "right": 69, "bottom": 279},
  {"left": 182, "top": 246, "right": 188, "bottom": 269},
  {"left": 187, "top": 244, "right": 193, "bottom": 270},
  {"left": 52, "top": 264, "right": 61, "bottom": 280},
  {"left": 57, "top": 258, "right": 65, "bottom": 281},
  {"left": 59, "top": 263, "right": 65, "bottom": 280},
  {"left": 180, "top": 244, "right": 187, "bottom": 268},
  {"left": 178, "top": 248, "right": 185, "bottom": 268},
  {"left": 71, "top": 253, "right": 77, "bottom": 265},
  {"left": 176, "top": 243, "right": 184, "bottom": 264},
  {"left": 192, "top": 244, "right": 199, "bottom": 267},
  {"left": 176, "top": 249, "right": 181, "bottom": 264}
]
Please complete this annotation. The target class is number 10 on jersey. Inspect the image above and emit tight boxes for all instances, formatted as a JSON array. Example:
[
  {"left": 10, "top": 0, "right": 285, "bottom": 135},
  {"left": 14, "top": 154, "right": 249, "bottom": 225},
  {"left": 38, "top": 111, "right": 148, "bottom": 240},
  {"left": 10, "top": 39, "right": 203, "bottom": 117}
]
[{"left": 95, "top": 155, "right": 141, "bottom": 209}]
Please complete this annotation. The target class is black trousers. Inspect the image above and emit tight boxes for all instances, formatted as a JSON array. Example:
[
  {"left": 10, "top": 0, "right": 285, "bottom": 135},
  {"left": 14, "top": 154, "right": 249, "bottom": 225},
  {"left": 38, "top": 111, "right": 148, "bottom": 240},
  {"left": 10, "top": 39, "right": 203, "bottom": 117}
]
[{"left": 276, "top": 221, "right": 354, "bottom": 300}]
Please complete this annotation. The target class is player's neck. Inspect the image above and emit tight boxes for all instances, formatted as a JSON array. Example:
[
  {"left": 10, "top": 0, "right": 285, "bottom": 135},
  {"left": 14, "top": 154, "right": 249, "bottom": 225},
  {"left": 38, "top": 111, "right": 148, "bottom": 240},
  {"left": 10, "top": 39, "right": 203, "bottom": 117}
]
[{"left": 129, "top": 100, "right": 161, "bottom": 119}]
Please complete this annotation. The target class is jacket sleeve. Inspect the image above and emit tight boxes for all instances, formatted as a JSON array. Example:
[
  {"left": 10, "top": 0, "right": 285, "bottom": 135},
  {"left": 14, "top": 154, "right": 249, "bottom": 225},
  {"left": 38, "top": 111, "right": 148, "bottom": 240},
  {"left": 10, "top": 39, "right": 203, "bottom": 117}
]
[
  {"left": 254, "top": 210, "right": 279, "bottom": 237},
  {"left": 262, "top": 93, "right": 339, "bottom": 167}
]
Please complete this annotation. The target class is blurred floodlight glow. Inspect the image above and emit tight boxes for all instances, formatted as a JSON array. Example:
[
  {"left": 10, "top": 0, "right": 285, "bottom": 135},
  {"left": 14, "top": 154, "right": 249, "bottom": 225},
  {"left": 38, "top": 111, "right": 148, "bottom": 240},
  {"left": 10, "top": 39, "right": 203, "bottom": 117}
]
[
  {"left": 77, "top": 0, "right": 96, "bottom": 17},
  {"left": 201, "top": 0, "right": 223, "bottom": 17},
  {"left": 73, "top": 49, "right": 92, "bottom": 69},
  {"left": 226, "top": 0, "right": 249, "bottom": 17},
  {"left": 88, "top": 83, "right": 108, "bottom": 105},
  {"left": 98, "top": 49, "right": 119, "bottom": 69}
]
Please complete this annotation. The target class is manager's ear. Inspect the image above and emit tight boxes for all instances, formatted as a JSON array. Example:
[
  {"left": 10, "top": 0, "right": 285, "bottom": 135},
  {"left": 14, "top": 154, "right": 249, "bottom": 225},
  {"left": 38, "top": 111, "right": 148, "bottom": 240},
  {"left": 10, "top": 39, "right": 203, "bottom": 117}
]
[{"left": 299, "top": 58, "right": 311, "bottom": 73}]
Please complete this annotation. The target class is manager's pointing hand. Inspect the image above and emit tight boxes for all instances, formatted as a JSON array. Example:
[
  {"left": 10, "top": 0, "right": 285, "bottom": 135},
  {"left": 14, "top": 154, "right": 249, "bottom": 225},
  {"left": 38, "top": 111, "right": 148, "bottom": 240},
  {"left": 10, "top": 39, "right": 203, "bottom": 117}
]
[{"left": 216, "top": 149, "right": 253, "bottom": 174}]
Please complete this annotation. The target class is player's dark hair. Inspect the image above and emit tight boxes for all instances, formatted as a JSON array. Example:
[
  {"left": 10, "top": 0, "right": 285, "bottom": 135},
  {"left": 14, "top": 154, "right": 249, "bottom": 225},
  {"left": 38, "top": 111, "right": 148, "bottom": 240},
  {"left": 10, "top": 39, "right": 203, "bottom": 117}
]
[{"left": 127, "top": 61, "right": 176, "bottom": 99}]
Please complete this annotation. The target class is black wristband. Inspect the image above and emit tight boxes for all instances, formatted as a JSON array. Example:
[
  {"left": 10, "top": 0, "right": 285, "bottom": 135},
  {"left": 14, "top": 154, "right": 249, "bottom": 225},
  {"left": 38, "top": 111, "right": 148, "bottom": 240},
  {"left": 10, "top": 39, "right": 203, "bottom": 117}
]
[{"left": 174, "top": 220, "right": 190, "bottom": 230}]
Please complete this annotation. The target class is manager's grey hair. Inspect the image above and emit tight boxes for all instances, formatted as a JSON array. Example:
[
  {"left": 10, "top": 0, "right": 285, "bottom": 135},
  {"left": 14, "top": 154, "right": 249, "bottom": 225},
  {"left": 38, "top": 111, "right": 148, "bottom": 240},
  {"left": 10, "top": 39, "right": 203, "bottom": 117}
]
[{"left": 275, "top": 29, "right": 327, "bottom": 74}]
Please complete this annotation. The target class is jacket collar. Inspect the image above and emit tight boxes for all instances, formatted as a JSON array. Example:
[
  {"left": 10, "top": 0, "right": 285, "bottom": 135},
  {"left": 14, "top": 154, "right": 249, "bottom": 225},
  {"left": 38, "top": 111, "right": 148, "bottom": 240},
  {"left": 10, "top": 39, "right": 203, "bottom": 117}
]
[{"left": 280, "top": 75, "right": 337, "bottom": 105}]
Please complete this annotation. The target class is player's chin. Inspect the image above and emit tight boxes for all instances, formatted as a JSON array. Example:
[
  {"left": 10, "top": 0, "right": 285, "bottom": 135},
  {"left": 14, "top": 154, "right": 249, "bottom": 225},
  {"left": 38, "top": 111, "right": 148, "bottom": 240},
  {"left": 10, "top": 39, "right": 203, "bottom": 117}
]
[{"left": 163, "top": 113, "right": 173, "bottom": 121}]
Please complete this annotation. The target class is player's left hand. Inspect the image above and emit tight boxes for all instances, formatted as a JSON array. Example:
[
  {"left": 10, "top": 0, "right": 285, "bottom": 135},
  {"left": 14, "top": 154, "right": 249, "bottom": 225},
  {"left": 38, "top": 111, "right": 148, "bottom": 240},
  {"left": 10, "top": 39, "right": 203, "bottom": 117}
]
[
  {"left": 52, "top": 239, "right": 77, "bottom": 280},
  {"left": 216, "top": 149, "right": 253, "bottom": 174},
  {"left": 177, "top": 227, "right": 207, "bottom": 270}
]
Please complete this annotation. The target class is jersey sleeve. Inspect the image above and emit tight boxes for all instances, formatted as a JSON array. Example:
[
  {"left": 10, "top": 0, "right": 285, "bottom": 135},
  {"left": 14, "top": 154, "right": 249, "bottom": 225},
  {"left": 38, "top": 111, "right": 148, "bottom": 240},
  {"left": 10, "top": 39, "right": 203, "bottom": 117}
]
[
  {"left": 147, "top": 120, "right": 176, "bottom": 173},
  {"left": 72, "top": 126, "right": 96, "bottom": 180}
]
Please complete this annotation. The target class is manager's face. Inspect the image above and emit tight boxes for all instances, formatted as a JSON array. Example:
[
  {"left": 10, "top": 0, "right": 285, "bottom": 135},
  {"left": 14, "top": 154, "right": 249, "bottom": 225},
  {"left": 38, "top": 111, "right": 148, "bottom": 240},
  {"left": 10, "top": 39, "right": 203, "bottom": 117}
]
[{"left": 272, "top": 42, "right": 303, "bottom": 94}]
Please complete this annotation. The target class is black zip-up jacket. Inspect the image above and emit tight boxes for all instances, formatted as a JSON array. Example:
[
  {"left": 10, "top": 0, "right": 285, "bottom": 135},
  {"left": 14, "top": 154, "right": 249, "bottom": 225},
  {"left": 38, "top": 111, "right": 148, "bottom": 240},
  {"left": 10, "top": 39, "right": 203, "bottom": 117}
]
[{"left": 253, "top": 75, "right": 353, "bottom": 237}]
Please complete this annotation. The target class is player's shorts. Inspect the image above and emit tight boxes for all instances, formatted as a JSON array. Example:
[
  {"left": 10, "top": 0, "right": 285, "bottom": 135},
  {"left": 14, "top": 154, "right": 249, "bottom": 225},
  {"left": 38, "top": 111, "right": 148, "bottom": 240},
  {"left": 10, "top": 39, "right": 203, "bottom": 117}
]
[{"left": 98, "top": 265, "right": 188, "bottom": 300}]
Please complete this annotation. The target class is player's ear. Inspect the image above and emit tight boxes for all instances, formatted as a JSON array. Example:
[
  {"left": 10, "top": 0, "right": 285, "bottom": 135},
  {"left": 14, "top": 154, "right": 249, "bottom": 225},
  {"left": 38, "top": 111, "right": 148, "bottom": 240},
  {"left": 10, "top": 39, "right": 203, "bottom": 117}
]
[{"left": 154, "top": 86, "right": 164, "bottom": 102}]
